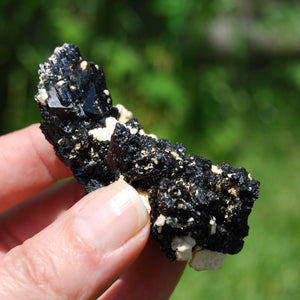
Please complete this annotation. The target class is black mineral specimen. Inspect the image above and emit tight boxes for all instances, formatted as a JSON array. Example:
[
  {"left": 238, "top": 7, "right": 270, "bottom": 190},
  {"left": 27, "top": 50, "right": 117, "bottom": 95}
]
[{"left": 35, "top": 43, "right": 260, "bottom": 269}]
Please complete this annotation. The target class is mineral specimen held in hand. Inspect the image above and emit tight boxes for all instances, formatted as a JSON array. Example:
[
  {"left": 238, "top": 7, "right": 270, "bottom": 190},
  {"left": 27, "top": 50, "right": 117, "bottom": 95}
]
[{"left": 35, "top": 44, "right": 260, "bottom": 270}]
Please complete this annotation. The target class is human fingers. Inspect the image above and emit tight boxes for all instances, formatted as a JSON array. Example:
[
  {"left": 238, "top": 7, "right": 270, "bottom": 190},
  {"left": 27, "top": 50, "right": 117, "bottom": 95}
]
[
  {"left": 0, "top": 179, "right": 83, "bottom": 255},
  {"left": 100, "top": 238, "right": 186, "bottom": 300},
  {"left": 0, "top": 124, "right": 72, "bottom": 212},
  {"left": 1, "top": 179, "right": 185, "bottom": 300},
  {"left": 0, "top": 181, "right": 149, "bottom": 299}
]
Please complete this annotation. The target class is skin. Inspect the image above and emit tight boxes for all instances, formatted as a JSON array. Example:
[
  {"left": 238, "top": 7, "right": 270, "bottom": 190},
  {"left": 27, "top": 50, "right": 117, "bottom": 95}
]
[{"left": 0, "top": 124, "right": 186, "bottom": 299}]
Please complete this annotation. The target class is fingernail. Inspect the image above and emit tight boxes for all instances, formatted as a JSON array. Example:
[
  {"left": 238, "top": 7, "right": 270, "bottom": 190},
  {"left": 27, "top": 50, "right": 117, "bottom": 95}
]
[{"left": 74, "top": 181, "right": 148, "bottom": 252}]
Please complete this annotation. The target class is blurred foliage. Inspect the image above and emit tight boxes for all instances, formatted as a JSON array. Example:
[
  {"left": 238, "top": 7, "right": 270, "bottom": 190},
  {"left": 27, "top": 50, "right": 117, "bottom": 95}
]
[{"left": 1, "top": 0, "right": 300, "bottom": 299}]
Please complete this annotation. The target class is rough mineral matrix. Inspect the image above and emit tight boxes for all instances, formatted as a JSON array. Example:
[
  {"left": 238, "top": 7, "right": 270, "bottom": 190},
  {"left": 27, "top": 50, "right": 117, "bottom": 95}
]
[{"left": 35, "top": 44, "right": 260, "bottom": 271}]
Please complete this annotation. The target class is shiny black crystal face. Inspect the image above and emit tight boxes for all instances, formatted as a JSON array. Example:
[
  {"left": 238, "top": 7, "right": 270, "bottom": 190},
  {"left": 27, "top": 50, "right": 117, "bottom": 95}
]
[
  {"left": 35, "top": 43, "right": 260, "bottom": 260},
  {"left": 36, "top": 44, "right": 119, "bottom": 121}
]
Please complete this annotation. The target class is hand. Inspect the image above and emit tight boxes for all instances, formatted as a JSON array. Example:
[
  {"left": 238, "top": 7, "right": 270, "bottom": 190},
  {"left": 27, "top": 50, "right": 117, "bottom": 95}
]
[{"left": 0, "top": 124, "right": 186, "bottom": 299}]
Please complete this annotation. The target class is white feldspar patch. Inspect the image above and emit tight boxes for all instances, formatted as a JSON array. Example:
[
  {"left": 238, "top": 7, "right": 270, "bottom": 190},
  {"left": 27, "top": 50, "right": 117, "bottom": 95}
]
[
  {"left": 147, "top": 133, "right": 158, "bottom": 139},
  {"left": 54, "top": 46, "right": 62, "bottom": 55},
  {"left": 211, "top": 165, "right": 223, "bottom": 174},
  {"left": 171, "top": 236, "right": 196, "bottom": 261},
  {"left": 187, "top": 217, "right": 194, "bottom": 222},
  {"left": 189, "top": 246, "right": 226, "bottom": 271},
  {"left": 89, "top": 117, "right": 118, "bottom": 142},
  {"left": 209, "top": 216, "right": 217, "bottom": 235},
  {"left": 154, "top": 214, "right": 166, "bottom": 233},
  {"left": 80, "top": 60, "right": 88, "bottom": 70},
  {"left": 49, "top": 54, "right": 58, "bottom": 64},
  {"left": 56, "top": 80, "right": 65, "bottom": 87},
  {"left": 137, "top": 189, "right": 151, "bottom": 213},
  {"left": 115, "top": 104, "right": 158, "bottom": 139},
  {"left": 116, "top": 104, "right": 133, "bottom": 123},
  {"left": 171, "top": 151, "right": 182, "bottom": 161},
  {"left": 88, "top": 104, "right": 159, "bottom": 142},
  {"left": 128, "top": 126, "right": 139, "bottom": 135},
  {"left": 88, "top": 127, "right": 111, "bottom": 142},
  {"left": 228, "top": 187, "right": 238, "bottom": 196},
  {"left": 36, "top": 88, "right": 48, "bottom": 105},
  {"left": 106, "top": 116, "right": 118, "bottom": 131}
]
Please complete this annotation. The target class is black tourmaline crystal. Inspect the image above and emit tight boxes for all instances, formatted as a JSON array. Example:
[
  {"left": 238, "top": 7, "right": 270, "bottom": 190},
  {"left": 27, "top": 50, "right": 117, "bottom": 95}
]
[{"left": 35, "top": 44, "right": 260, "bottom": 269}]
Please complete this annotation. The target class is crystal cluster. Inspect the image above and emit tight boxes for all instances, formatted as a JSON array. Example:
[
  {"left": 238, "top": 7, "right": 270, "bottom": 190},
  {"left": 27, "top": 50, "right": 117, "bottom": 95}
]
[{"left": 35, "top": 44, "right": 260, "bottom": 270}]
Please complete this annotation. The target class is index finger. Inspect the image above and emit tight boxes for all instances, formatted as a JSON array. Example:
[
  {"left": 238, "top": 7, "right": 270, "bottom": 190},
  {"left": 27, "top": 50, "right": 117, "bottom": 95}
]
[{"left": 0, "top": 124, "right": 72, "bottom": 212}]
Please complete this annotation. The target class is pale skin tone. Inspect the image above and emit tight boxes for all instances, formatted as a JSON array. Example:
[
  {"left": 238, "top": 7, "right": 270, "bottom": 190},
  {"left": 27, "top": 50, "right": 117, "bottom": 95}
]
[{"left": 0, "top": 124, "right": 186, "bottom": 299}]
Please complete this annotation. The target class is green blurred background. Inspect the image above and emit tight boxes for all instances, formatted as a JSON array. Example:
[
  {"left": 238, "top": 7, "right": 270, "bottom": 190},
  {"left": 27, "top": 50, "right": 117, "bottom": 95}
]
[{"left": 1, "top": 0, "right": 299, "bottom": 299}]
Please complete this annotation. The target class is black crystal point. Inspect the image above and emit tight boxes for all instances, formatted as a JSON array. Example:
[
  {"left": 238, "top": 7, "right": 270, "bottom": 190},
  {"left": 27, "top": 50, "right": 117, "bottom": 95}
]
[
  {"left": 35, "top": 44, "right": 260, "bottom": 264},
  {"left": 36, "top": 44, "right": 117, "bottom": 119}
]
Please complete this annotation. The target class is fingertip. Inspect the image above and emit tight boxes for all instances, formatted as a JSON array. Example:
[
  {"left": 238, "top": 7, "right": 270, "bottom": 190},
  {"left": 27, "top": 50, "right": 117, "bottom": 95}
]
[{"left": 74, "top": 180, "right": 149, "bottom": 253}]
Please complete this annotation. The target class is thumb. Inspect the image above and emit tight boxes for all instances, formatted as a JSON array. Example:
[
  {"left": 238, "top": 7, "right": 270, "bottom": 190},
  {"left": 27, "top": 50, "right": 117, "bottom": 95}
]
[{"left": 0, "top": 181, "right": 149, "bottom": 299}]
